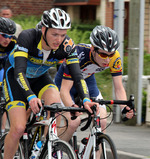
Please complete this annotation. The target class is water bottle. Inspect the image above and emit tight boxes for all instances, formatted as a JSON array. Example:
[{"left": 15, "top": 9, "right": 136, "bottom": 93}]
[
  {"left": 31, "top": 141, "right": 43, "bottom": 159},
  {"left": 78, "top": 137, "right": 88, "bottom": 158}
]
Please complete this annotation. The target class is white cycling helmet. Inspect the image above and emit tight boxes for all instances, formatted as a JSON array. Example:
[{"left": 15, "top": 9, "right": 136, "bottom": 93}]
[
  {"left": 90, "top": 25, "right": 120, "bottom": 52},
  {"left": 41, "top": 8, "right": 71, "bottom": 29}
]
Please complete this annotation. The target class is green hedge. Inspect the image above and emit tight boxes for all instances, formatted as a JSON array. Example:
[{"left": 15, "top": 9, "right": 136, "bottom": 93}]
[{"left": 13, "top": 15, "right": 41, "bottom": 30}]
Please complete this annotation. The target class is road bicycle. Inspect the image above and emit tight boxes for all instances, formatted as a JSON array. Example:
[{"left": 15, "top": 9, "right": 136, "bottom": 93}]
[
  {"left": 0, "top": 102, "right": 78, "bottom": 159},
  {"left": 69, "top": 94, "right": 135, "bottom": 159}
]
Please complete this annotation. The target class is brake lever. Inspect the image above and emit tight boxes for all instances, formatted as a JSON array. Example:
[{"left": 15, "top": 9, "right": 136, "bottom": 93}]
[
  {"left": 36, "top": 100, "right": 44, "bottom": 120},
  {"left": 122, "top": 94, "right": 136, "bottom": 121}
]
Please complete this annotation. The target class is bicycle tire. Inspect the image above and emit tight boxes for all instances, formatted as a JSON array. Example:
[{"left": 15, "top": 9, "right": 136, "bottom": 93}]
[
  {"left": 0, "top": 133, "right": 24, "bottom": 159},
  {"left": 92, "top": 133, "right": 118, "bottom": 159},
  {"left": 40, "top": 139, "right": 77, "bottom": 159}
]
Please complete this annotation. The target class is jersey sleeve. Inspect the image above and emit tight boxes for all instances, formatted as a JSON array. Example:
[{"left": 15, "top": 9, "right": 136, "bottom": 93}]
[
  {"left": 14, "top": 30, "right": 37, "bottom": 102},
  {"left": 64, "top": 42, "right": 90, "bottom": 103},
  {"left": 109, "top": 51, "right": 122, "bottom": 76}
]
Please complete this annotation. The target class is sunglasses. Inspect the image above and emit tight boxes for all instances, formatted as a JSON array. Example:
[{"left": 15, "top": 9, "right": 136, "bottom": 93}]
[
  {"left": 0, "top": 32, "right": 13, "bottom": 39},
  {"left": 96, "top": 51, "right": 115, "bottom": 59}
]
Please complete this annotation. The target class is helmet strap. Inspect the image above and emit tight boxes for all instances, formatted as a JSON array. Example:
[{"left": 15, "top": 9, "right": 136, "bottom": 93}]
[
  {"left": 91, "top": 51, "right": 99, "bottom": 66},
  {"left": 43, "top": 27, "right": 49, "bottom": 47}
]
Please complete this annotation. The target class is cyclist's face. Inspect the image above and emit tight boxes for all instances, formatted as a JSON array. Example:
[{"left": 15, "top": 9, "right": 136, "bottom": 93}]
[
  {"left": 42, "top": 27, "right": 67, "bottom": 50},
  {"left": 0, "top": 33, "right": 12, "bottom": 47},
  {"left": 92, "top": 47, "right": 115, "bottom": 67}
]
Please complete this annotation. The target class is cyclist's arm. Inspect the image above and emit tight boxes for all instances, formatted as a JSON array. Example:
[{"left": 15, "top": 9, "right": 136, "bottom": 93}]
[
  {"left": 110, "top": 51, "right": 126, "bottom": 109},
  {"left": 112, "top": 75, "right": 134, "bottom": 119},
  {"left": 113, "top": 75, "right": 127, "bottom": 105},
  {"left": 14, "top": 52, "right": 37, "bottom": 102},
  {"left": 66, "top": 59, "right": 90, "bottom": 102},
  {"left": 60, "top": 78, "right": 74, "bottom": 107}
]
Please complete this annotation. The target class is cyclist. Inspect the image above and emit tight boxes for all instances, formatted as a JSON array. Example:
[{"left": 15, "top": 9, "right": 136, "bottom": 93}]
[
  {"left": 55, "top": 25, "right": 135, "bottom": 142},
  {"left": 0, "top": 17, "right": 17, "bottom": 136},
  {"left": 2, "top": 8, "right": 99, "bottom": 159}
]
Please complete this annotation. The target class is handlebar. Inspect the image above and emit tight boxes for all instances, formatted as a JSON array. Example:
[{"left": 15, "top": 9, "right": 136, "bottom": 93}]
[
  {"left": 28, "top": 94, "right": 135, "bottom": 131},
  {"left": 91, "top": 94, "right": 134, "bottom": 107},
  {"left": 81, "top": 94, "right": 135, "bottom": 130}
]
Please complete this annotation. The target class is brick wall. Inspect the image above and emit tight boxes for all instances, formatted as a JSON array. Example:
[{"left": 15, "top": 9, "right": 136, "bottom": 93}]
[
  {"left": 144, "top": 0, "right": 150, "bottom": 53},
  {"left": 105, "top": 1, "right": 114, "bottom": 29},
  {"left": 0, "top": 0, "right": 53, "bottom": 16}
]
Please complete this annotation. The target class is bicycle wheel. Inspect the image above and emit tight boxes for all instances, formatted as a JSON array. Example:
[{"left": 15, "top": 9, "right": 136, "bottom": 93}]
[
  {"left": 94, "top": 133, "right": 118, "bottom": 159},
  {"left": 0, "top": 133, "right": 24, "bottom": 159},
  {"left": 40, "top": 139, "right": 77, "bottom": 159}
]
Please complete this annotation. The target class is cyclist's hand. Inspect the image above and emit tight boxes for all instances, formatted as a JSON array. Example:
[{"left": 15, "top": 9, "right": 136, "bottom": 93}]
[
  {"left": 71, "top": 104, "right": 83, "bottom": 117},
  {"left": 121, "top": 106, "right": 135, "bottom": 119},
  {"left": 29, "top": 98, "right": 42, "bottom": 114},
  {"left": 84, "top": 101, "right": 100, "bottom": 115}
]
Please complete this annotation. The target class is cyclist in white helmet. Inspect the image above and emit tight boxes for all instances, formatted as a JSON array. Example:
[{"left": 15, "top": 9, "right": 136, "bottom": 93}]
[
  {"left": 55, "top": 26, "right": 135, "bottom": 150},
  {"left": 2, "top": 8, "right": 99, "bottom": 159}
]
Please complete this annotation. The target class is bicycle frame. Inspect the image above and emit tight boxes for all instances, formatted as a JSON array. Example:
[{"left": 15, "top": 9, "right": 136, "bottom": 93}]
[
  {"left": 80, "top": 127, "right": 98, "bottom": 159},
  {"left": 32, "top": 111, "right": 62, "bottom": 159},
  {"left": 76, "top": 113, "right": 102, "bottom": 159}
]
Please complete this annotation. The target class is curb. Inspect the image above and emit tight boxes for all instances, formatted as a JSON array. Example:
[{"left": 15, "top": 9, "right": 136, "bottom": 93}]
[{"left": 117, "top": 150, "right": 150, "bottom": 159}]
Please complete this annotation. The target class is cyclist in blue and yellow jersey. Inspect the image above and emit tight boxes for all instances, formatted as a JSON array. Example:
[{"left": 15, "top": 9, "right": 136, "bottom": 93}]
[
  {"left": 2, "top": 8, "right": 99, "bottom": 159},
  {"left": 0, "top": 17, "right": 17, "bottom": 136},
  {"left": 55, "top": 26, "right": 135, "bottom": 145}
]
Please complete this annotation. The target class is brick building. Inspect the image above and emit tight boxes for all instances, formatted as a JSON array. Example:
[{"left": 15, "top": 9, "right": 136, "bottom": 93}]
[{"left": 0, "top": 0, "right": 54, "bottom": 16}]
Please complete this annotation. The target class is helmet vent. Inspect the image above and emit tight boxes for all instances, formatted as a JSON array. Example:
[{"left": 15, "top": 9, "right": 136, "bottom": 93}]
[
  {"left": 58, "top": 9, "right": 63, "bottom": 16},
  {"left": 60, "top": 19, "right": 64, "bottom": 27}
]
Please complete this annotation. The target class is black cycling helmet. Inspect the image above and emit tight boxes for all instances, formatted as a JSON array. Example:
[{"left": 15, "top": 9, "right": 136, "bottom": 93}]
[
  {"left": 41, "top": 8, "right": 71, "bottom": 29},
  {"left": 90, "top": 25, "right": 120, "bottom": 52},
  {"left": 0, "top": 17, "right": 16, "bottom": 34}
]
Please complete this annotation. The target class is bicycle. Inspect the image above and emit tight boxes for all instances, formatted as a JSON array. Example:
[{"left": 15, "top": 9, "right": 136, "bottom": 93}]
[
  {"left": 0, "top": 103, "right": 78, "bottom": 159},
  {"left": 0, "top": 95, "right": 135, "bottom": 159},
  {"left": 69, "top": 94, "right": 135, "bottom": 159}
]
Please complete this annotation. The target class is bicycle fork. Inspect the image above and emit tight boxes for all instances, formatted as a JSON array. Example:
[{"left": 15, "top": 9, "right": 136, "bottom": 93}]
[
  {"left": 78, "top": 116, "right": 101, "bottom": 159},
  {"left": 48, "top": 114, "right": 62, "bottom": 159}
]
